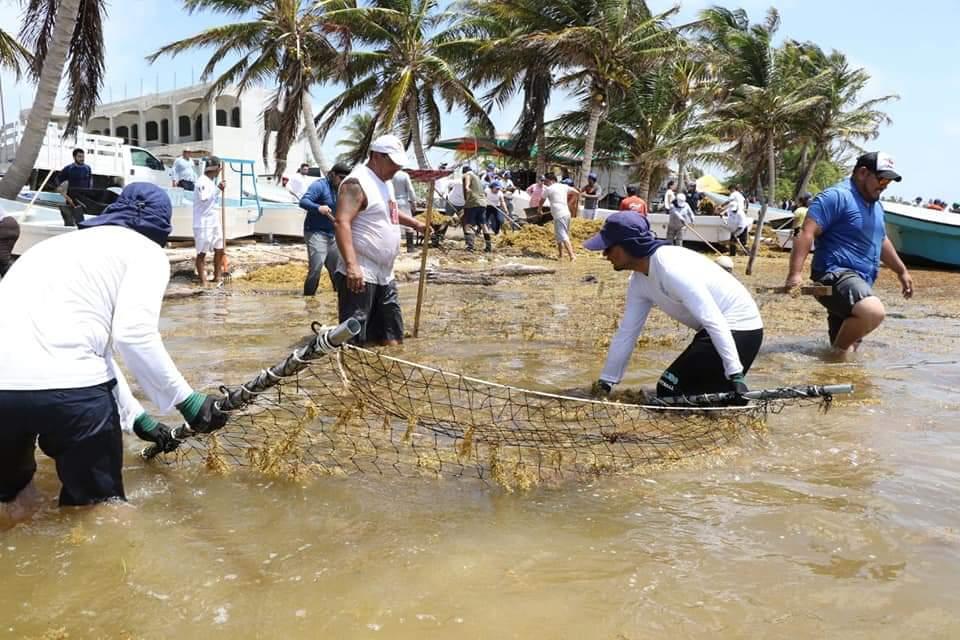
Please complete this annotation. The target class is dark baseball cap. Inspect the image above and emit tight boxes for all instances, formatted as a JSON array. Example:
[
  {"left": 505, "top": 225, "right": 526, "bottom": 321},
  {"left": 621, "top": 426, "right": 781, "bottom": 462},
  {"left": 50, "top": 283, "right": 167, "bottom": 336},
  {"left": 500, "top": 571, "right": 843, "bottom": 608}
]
[
  {"left": 855, "top": 152, "right": 902, "bottom": 182},
  {"left": 583, "top": 212, "right": 668, "bottom": 257}
]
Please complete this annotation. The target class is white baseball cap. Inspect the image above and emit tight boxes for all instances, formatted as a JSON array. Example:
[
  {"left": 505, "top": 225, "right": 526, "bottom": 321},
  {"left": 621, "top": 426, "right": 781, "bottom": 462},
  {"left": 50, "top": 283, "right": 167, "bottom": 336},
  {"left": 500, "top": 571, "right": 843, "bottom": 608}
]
[{"left": 369, "top": 134, "right": 409, "bottom": 168}]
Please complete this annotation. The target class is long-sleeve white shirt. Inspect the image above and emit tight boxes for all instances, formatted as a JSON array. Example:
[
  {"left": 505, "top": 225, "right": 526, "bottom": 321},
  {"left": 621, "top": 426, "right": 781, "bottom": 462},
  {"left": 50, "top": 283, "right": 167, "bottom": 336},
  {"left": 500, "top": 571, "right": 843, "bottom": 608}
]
[
  {"left": 0, "top": 226, "right": 193, "bottom": 420},
  {"left": 599, "top": 246, "right": 762, "bottom": 384}
]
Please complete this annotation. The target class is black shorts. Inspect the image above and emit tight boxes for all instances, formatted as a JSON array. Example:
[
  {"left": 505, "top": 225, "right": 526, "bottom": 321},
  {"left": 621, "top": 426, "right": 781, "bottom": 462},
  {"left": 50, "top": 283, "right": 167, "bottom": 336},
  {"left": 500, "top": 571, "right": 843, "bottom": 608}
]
[
  {"left": 177, "top": 179, "right": 195, "bottom": 191},
  {"left": 334, "top": 273, "right": 404, "bottom": 346},
  {"left": 656, "top": 328, "right": 764, "bottom": 398},
  {"left": 463, "top": 206, "right": 486, "bottom": 227},
  {"left": 0, "top": 380, "right": 125, "bottom": 506}
]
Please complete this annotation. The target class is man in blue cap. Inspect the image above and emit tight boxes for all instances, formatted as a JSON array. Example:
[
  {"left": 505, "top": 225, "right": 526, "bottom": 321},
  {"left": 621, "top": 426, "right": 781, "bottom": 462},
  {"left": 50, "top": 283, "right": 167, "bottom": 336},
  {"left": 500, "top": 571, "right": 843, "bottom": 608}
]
[
  {"left": 785, "top": 151, "right": 913, "bottom": 352},
  {"left": 0, "top": 183, "right": 228, "bottom": 513},
  {"left": 584, "top": 212, "right": 763, "bottom": 400},
  {"left": 580, "top": 172, "right": 603, "bottom": 220}
]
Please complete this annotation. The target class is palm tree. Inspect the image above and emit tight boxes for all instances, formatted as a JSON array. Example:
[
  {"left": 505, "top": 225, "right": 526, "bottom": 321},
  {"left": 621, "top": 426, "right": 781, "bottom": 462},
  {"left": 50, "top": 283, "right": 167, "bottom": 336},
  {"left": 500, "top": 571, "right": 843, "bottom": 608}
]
[
  {"left": 0, "top": 26, "right": 31, "bottom": 74},
  {"left": 335, "top": 111, "right": 374, "bottom": 165},
  {"left": 0, "top": 0, "right": 106, "bottom": 199},
  {"left": 698, "top": 7, "right": 825, "bottom": 272},
  {"left": 148, "top": 0, "right": 350, "bottom": 176},
  {"left": 503, "top": 0, "right": 678, "bottom": 182},
  {"left": 454, "top": 2, "right": 559, "bottom": 175},
  {"left": 317, "top": 0, "right": 494, "bottom": 169},
  {"left": 549, "top": 65, "right": 723, "bottom": 203},
  {"left": 782, "top": 41, "right": 896, "bottom": 198}
]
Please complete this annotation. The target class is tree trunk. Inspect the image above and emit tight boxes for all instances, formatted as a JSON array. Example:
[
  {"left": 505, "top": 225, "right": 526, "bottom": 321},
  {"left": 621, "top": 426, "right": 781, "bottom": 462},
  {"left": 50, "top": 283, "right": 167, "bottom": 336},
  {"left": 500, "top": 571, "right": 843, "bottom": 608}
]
[
  {"left": 579, "top": 94, "right": 604, "bottom": 185},
  {"left": 535, "top": 106, "right": 547, "bottom": 177},
  {"left": 746, "top": 137, "right": 775, "bottom": 276},
  {"left": 794, "top": 144, "right": 823, "bottom": 199},
  {"left": 636, "top": 165, "right": 652, "bottom": 204},
  {"left": 676, "top": 155, "right": 686, "bottom": 192},
  {"left": 0, "top": 0, "right": 81, "bottom": 199},
  {"left": 300, "top": 95, "right": 329, "bottom": 173},
  {"left": 406, "top": 98, "right": 429, "bottom": 169}
]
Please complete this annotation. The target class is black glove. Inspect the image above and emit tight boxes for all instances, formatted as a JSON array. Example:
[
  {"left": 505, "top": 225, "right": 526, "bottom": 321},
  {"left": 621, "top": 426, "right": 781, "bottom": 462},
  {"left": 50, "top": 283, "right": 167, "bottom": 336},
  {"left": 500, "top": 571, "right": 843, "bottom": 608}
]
[
  {"left": 133, "top": 415, "right": 181, "bottom": 454},
  {"left": 591, "top": 380, "right": 613, "bottom": 398},
  {"left": 728, "top": 373, "right": 750, "bottom": 404},
  {"left": 178, "top": 392, "right": 230, "bottom": 434}
]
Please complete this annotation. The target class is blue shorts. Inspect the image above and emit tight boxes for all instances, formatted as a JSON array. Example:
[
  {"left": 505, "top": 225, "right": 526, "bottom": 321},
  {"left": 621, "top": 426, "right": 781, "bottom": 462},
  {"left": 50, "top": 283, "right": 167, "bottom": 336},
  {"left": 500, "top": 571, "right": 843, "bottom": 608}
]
[
  {"left": 463, "top": 206, "right": 486, "bottom": 227},
  {"left": 0, "top": 380, "right": 125, "bottom": 506}
]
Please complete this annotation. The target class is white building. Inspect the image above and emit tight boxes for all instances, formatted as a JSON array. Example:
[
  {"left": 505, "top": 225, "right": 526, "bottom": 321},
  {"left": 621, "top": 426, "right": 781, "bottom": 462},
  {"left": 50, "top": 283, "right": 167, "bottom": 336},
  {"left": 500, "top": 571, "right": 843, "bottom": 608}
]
[{"left": 37, "top": 83, "right": 313, "bottom": 177}]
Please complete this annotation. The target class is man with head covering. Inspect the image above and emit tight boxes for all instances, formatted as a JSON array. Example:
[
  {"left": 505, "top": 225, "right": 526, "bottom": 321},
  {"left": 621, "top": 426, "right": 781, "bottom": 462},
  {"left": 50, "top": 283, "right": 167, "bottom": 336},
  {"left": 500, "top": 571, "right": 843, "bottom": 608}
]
[
  {"left": 193, "top": 156, "right": 226, "bottom": 284},
  {"left": 786, "top": 152, "right": 913, "bottom": 353},
  {"left": 666, "top": 192, "right": 695, "bottom": 246},
  {"left": 333, "top": 135, "right": 425, "bottom": 346},
  {"left": 500, "top": 170, "right": 517, "bottom": 216},
  {"left": 792, "top": 192, "right": 812, "bottom": 236},
  {"left": 584, "top": 213, "right": 763, "bottom": 400},
  {"left": 0, "top": 183, "right": 228, "bottom": 512}
]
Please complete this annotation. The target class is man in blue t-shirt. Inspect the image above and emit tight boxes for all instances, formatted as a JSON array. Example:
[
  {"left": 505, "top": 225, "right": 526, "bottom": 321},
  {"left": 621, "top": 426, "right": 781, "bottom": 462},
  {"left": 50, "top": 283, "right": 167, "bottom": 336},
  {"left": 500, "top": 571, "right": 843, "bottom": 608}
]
[
  {"left": 299, "top": 162, "right": 351, "bottom": 296},
  {"left": 56, "top": 148, "right": 94, "bottom": 224},
  {"left": 785, "top": 152, "right": 914, "bottom": 352}
]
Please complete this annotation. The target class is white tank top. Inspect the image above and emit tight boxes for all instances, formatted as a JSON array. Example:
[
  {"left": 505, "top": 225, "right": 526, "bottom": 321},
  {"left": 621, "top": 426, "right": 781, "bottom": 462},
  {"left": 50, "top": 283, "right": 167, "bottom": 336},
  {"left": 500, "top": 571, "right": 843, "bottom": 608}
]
[{"left": 337, "top": 162, "right": 401, "bottom": 284}]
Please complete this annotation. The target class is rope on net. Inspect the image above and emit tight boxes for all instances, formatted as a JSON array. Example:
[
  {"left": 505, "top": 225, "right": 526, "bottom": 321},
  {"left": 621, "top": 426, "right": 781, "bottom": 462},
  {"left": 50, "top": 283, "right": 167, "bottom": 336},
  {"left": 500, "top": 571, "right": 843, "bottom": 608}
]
[{"left": 160, "top": 324, "right": 848, "bottom": 490}]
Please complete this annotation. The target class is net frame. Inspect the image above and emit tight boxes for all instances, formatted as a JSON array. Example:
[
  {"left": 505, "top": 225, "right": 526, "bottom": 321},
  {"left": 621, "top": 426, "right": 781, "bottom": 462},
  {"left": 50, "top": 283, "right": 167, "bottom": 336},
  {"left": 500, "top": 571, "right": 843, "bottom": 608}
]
[{"left": 163, "top": 337, "right": 838, "bottom": 490}]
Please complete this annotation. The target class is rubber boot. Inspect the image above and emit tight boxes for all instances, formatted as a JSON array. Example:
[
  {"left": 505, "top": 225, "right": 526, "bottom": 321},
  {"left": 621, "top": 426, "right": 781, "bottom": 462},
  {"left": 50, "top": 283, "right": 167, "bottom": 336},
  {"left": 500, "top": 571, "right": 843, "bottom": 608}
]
[
  {"left": 405, "top": 230, "right": 415, "bottom": 253},
  {"left": 483, "top": 232, "right": 492, "bottom": 253},
  {"left": 464, "top": 231, "right": 475, "bottom": 252}
]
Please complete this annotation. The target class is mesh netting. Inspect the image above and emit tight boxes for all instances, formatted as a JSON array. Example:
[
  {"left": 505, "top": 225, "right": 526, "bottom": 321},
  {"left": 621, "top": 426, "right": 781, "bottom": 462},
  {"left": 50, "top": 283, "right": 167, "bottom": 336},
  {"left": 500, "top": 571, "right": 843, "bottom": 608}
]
[{"left": 163, "top": 340, "right": 833, "bottom": 490}]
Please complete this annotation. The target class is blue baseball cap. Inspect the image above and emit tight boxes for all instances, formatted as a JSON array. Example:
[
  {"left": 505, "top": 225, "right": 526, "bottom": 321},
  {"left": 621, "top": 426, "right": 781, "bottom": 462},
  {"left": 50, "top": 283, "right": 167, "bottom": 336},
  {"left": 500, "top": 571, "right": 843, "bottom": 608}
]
[
  {"left": 490, "top": 180, "right": 502, "bottom": 188},
  {"left": 561, "top": 177, "right": 574, "bottom": 186},
  {"left": 588, "top": 172, "right": 598, "bottom": 180},
  {"left": 583, "top": 212, "right": 668, "bottom": 258}
]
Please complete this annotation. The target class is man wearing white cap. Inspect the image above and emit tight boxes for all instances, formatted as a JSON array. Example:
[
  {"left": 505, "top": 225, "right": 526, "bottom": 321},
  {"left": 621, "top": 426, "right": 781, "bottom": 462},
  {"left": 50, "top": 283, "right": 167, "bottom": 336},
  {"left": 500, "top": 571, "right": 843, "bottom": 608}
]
[
  {"left": 333, "top": 135, "right": 425, "bottom": 346},
  {"left": 786, "top": 151, "right": 914, "bottom": 353}
]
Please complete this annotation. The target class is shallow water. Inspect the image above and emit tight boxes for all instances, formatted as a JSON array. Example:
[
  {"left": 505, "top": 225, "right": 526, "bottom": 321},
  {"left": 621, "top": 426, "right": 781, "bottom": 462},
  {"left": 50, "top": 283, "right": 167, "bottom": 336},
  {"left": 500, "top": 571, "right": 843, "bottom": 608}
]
[{"left": 3, "top": 253, "right": 960, "bottom": 639}]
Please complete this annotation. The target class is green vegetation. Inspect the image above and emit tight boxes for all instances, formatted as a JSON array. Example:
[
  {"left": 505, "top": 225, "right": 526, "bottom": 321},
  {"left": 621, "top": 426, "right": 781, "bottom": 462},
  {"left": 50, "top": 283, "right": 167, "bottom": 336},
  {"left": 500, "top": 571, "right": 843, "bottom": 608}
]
[{"left": 0, "top": 0, "right": 895, "bottom": 196}]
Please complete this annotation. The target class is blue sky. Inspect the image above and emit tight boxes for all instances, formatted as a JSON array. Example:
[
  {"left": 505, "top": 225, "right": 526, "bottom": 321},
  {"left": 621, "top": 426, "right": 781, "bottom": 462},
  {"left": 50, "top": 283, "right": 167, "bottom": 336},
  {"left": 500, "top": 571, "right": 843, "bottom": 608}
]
[{"left": 1, "top": 0, "right": 957, "bottom": 201}]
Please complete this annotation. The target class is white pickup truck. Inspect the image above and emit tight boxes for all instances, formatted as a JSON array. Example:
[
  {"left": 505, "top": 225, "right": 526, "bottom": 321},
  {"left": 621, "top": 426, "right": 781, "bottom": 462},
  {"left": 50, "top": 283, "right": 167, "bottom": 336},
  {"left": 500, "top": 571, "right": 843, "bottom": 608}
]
[{"left": 0, "top": 121, "right": 170, "bottom": 189}]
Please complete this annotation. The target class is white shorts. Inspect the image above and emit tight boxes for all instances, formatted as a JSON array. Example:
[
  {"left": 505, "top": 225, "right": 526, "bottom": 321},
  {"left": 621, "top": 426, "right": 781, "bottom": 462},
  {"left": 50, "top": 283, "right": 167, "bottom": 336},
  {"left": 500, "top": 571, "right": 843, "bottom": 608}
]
[{"left": 194, "top": 226, "right": 224, "bottom": 254}]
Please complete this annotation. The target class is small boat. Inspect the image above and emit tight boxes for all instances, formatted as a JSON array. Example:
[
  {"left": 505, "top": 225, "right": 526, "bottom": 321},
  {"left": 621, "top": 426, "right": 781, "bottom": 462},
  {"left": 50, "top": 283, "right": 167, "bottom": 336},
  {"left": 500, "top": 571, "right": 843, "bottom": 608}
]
[{"left": 883, "top": 201, "right": 960, "bottom": 268}]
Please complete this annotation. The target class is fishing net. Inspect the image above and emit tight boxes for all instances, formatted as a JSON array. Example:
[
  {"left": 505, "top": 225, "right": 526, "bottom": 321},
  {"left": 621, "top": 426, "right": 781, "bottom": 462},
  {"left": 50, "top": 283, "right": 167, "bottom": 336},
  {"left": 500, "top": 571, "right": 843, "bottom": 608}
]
[{"left": 161, "top": 325, "right": 839, "bottom": 490}]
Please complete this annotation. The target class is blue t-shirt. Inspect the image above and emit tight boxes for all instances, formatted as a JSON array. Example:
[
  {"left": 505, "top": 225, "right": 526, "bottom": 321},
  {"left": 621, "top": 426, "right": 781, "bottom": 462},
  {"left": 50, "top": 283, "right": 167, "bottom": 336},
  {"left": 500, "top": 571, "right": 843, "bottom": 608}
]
[
  {"left": 59, "top": 163, "right": 93, "bottom": 190},
  {"left": 808, "top": 178, "right": 886, "bottom": 284},
  {"left": 298, "top": 176, "right": 338, "bottom": 234}
]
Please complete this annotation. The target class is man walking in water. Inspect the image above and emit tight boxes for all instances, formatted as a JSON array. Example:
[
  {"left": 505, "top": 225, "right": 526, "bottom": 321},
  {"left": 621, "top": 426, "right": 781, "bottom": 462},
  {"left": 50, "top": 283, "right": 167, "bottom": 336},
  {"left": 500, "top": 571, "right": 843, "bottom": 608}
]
[
  {"left": 0, "top": 183, "right": 228, "bottom": 514},
  {"left": 299, "top": 162, "right": 350, "bottom": 295},
  {"left": 786, "top": 152, "right": 914, "bottom": 353},
  {"left": 333, "top": 135, "right": 425, "bottom": 346}
]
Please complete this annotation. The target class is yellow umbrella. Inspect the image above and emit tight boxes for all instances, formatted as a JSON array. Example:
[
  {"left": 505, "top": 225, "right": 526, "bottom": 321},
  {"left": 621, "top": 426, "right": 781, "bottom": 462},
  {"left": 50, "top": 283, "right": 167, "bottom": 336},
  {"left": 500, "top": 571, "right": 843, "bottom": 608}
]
[{"left": 696, "top": 174, "right": 728, "bottom": 194}]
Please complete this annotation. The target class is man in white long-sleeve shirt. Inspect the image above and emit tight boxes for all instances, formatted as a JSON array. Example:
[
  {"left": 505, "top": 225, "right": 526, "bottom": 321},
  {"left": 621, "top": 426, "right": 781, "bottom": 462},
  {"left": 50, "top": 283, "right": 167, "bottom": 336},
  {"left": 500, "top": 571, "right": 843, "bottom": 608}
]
[
  {"left": 0, "top": 183, "right": 228, "bottom": 509},
  {"left": 583, "top": 212, "right": 763, "bottom": 400}
]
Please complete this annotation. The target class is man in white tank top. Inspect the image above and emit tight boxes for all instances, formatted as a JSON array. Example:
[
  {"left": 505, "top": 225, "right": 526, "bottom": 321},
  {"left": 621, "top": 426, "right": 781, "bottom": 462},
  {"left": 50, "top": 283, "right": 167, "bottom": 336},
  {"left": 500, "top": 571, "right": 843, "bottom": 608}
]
[{"left": 334, "top": 135, "right": 426, "bottom": 346}]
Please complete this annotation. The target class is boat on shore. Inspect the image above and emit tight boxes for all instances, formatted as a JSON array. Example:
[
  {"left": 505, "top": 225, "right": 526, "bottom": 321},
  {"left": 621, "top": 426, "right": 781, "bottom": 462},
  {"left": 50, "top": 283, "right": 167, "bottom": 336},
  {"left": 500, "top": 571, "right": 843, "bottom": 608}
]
[{"left": 883, "top": 201, "right": 960, "bottom": 268}]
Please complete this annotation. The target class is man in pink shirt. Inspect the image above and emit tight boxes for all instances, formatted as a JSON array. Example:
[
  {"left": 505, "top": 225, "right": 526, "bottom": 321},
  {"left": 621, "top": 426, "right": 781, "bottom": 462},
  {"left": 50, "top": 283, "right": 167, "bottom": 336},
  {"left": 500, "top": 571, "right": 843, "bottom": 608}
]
[{"left": 526, "top": 176, "right": 546, "bottom": 208}]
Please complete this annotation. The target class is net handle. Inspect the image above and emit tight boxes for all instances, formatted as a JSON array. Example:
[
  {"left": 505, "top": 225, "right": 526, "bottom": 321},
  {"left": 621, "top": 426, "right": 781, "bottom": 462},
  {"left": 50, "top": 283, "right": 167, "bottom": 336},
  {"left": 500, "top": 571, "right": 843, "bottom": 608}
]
[
  {"left": 141, "top": 317, "right": 360, "bottom": 460},
  {"left": 655, "top": 384, "right": 854, "bottom": 406}
]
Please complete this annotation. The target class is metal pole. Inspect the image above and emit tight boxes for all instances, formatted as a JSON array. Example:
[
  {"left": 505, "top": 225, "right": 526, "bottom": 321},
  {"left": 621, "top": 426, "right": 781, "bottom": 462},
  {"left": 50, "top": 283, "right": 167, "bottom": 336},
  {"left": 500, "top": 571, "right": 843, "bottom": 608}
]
[
  {"left": 413, "top": 179, "right": 436, "bottom": 338},
  {"left": 220, "top": 164, "right": 228, "bottom": 272}
]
